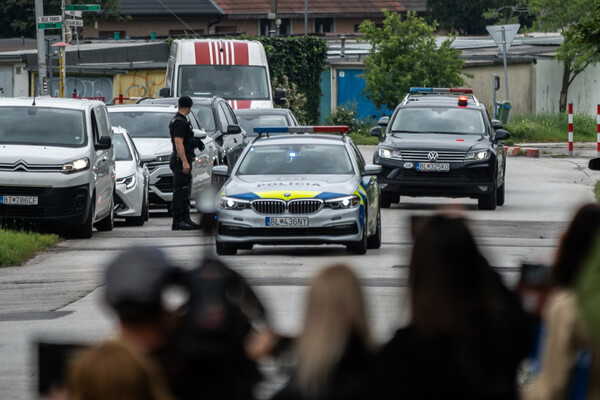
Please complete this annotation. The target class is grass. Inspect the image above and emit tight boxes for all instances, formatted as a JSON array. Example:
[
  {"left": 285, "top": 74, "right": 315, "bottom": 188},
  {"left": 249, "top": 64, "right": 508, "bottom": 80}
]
[
  {"left": 596, "top": 181, "right": 600, "bottom": 203},
  {"left": 505, "top": 112, "right": 597, "bottom": 144},
  {"left": 0, "top": 228, "right": 61, "bottom": 267},
  {"left": 349, "top": 133, "right": 380, "bottom": 145}
]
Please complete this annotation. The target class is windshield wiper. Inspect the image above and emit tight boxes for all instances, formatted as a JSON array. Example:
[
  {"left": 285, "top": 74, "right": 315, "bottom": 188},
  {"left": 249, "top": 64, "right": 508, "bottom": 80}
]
[{"left": 391, "top": 130, "right": 421, "bottom": 134}]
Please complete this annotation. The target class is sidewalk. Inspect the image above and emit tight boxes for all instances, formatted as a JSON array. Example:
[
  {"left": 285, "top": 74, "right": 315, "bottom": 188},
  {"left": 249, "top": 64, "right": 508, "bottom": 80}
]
[{"left": 506, "top": 142, "right": 600, "bottom": 158}]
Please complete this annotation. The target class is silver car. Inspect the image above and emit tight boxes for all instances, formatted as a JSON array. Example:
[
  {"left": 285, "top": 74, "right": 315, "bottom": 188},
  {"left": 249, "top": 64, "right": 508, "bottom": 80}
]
[
  {"left": 112, "top": 127, "right": 151, "bottom": 226},
  {"left": 214, "top": 133, "right": 382, "bottom": 255},
  {"left": 108, "top": 104, "right": 219, "bottom": 211}
]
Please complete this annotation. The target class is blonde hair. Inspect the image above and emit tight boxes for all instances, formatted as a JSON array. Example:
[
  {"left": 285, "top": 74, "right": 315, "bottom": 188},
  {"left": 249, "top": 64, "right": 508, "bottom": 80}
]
[
  {"left": 295, "top": 263, "right": 375, "bottom": 398},
  {"left": 68, "top": 339, "right": 174, "bottom": 400}
]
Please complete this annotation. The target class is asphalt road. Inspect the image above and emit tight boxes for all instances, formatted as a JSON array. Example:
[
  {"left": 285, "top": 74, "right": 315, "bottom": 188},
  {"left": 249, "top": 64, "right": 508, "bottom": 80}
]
[{"left": 0, "top": 148, "right": 599, "bottom": 399}]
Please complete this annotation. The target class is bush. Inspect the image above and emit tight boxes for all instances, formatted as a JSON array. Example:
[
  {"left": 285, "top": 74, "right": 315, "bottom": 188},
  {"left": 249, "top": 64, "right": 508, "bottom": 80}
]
[
  {"left": 505, "top": 112, "right": 597, "bottom": 143},
  {"left": 325, "top": 104, "right": 372, "bottom": 137}
]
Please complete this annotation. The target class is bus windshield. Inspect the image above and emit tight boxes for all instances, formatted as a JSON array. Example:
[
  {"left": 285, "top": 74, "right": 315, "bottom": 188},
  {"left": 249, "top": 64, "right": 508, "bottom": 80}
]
[{"left": 178, "top": 65, "right": 270, "bottom": 101}]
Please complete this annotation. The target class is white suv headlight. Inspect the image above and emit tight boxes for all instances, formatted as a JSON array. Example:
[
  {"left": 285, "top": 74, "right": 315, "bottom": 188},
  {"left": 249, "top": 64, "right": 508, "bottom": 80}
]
[
  {"left": 325, "top": 195, "right": 360, "bottom": 209},
  {"left": 61, "top": 157, "right": 90, "bottom": 174},
  {"left": 379, "top": 148, "right": 402, "bottom": 160},
  {"left": 218, "top": 196, "right": 250, "bottom": 210},
  {"left": 465, "top": 150, "right": 490, "bottom": 161},
  {"left": 117, "top": 174, "right": 136, "bottom": 189}
]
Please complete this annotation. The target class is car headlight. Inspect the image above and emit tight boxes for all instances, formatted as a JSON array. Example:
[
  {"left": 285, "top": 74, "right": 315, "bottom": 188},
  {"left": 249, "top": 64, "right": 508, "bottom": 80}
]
[
  {"left": 325, "top": 195, "right": 360, "bottom": 209},
  {"left": 155, "top": 154, "right": 171, "bottom": 163},
  {"left": 218, "top": 196, "right": 250, "bottom": 210},
  {"left": 465, "top": 150, "right": 490, "bottom": 161},
  {"left": 379, "top": 147, "right": 402, "bottom": 160},
  {"left": 117, "top": 174, "right": 136, "bottom": 189},
  {"left": 61, "top": 157, "right": 90, "bottom": 174}
]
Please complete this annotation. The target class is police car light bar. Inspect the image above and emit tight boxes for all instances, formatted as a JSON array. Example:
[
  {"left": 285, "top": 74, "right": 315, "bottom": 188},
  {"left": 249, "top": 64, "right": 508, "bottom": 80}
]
[
  {"left": 253, "top": 126, "right": 350, "bottom": 134},
  {"left": 409, "top": 87, "right": 473, "bottom": 94}
]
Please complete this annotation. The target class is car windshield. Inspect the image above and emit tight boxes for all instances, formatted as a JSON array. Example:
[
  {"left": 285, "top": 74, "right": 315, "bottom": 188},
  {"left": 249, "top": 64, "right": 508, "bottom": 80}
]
[
  {"left": 192, "top": 105, "right": 216, "bottom": 132},
  {"left": 0, "top": 106, "right": 86, "bottom": 147},
  {"left": 113, "top": 133, "right": 132, "bottom": 161},
  {"left": 391, "top": 107, "right": 485, "bottom": 135},
  {"left": 178, "top": 65, "right": 270, "bottom": 101},
  {"left": 237, "top": 114, "right": 291, "bottom": 137},
  {"left": 109, "top": 111, "right": 174, "bottom": 138},
  {"left": 237, "top": 143, "right": 354, "bottom": 175}
]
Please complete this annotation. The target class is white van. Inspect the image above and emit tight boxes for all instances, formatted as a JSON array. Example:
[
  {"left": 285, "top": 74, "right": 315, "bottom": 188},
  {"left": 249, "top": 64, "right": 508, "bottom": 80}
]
[
  {"left": 160, "top": 39, "right": 286, "bottom": 109},
  {"left": 0, "top": 97, "right": 115, "bottom": 238}
]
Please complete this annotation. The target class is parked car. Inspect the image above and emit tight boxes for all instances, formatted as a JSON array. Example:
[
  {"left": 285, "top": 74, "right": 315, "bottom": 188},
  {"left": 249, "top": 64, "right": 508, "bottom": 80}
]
[
  {"left": 370, "top": 87, "right": 510, "bottom": 210},
  {"left": 234, "top": 108, "right": 299, "bottom": 137},
  {"left": 112, "top": 126, "right": 151, "bottom": 226},
  {"left": 0, "top": 97, "right": 115, "bottom": 238},
  {"left": 107, "top": 103, "right": 219, "bottom": 210},
  {"left": 138, "top": 96, "right": 248, "bottom": 168},
  {"left": 214, "top": 131, "right": 382, "bottom": 255}
]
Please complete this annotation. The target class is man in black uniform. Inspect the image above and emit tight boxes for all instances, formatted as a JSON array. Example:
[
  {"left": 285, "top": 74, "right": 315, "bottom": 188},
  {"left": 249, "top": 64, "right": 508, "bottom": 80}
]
[{"left": 169, "top": 95, "right": 202, "bottom": 230}]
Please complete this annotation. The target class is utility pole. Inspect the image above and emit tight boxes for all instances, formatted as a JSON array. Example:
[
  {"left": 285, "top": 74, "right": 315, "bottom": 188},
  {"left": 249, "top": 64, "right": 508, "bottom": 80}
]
[
  {"left": 35, "top": 0, "right": 47, "bottom": 95},
  {"left": 304, "top": 0, "right": 308, "bottom": 35},
  {"left": 270, "top": 0, "right": 277, "bottom": 36}
]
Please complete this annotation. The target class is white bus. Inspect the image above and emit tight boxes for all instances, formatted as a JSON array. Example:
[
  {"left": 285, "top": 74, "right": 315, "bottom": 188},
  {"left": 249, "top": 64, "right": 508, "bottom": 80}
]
[{"left": 160, "top": 39, "right": 286, "bottom": 109}]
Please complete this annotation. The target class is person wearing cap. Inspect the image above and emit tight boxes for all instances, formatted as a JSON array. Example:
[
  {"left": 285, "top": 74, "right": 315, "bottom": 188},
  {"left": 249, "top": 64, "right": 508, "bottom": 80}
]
[{"left": 169, "top": 95, "right": 200, "bottom": 230}]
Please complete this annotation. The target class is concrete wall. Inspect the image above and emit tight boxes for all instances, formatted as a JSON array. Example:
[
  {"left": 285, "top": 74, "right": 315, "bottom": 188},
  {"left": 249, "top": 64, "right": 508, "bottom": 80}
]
[
  {"left": 536, "top": 58, "right": 600, "bottom": 116},
  {"left": 463, "top": 62, "right": 536, "bottom": 117}
]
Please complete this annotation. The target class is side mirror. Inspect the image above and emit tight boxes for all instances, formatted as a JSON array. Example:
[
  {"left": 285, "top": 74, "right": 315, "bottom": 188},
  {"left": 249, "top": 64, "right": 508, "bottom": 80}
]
[
  {"left": 95, "top": 135, "right": 112, "bottom": 150},
  {"left": 494, "top": 129, "right": 510, "bottom": 143},
  {"left": 378, "top": 116, "right": 389, "bottom": 126},
  {"left": 491, "top": 119, "right": 503, "bottom": 130},
  {"left": 363, "top": 164, "right": 382, "bottom": 176},
  {"left": 159, "top": 87, "right": 171, "bottom": 97},
  {"left": 589, "top": 158, "right": 600, "bottom": 170},
  {"left": 213, "top": 165, "right": 229, "bottom": 176},
  {"left": 370, "top": 126, "right": 384, "bottom": 142},
  {"left": 193, "top": 128, "right": 207, "bottom": 140},
  {"left": 274, "top": 88, "right": 287, "bottom": 105},
  {"left": 226, "top": 124, "right": 242, "bottom": 134}
]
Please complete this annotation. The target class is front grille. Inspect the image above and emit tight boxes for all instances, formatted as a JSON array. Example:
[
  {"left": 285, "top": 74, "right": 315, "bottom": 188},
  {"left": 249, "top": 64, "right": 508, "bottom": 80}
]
[
  {"left": 154, "top": 175, "right": 173, "bottom": 193},
  {"left": 147, "top": 161, "right": 169, "bottom": 173},
  {"left": 219, "top": 223, "right": 357, "bottom": 237},
  {"left": 0, "top": 186, "right": 48, "bottom": 196},
  {"left": 0, "top": 185, "right": 88, "bottom": 218},
  {"left": 0, "top": 162, "right": 63, "bottom": 172},
  {"left": 401, "top": 150, "right": 465, "bottom": 162},
  {"left": 251, "top": 199, "right": 323, "bottom": 215},
  {"left": 114, "top": 193, "right": 128, "bottom": 212}
]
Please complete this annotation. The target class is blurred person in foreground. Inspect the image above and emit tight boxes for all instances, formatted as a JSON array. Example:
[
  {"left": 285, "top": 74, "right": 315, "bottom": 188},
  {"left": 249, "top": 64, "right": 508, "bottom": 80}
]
[
  {"left": 372, "top": 213, "right": 534, "bottom": 400},
  {"left": 271, "top": 263, "right": 377, "bottom": 400},
  {"left": 521, "top": 203, "right": 600, "bottom": 400},
  {"left": 68, "top": 339, "right": 174, "bottom": 400}
]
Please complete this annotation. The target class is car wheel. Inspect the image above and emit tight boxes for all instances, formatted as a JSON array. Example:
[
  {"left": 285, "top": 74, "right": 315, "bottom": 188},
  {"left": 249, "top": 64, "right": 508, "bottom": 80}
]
[
  {"left": 347, "top": 214, "right": 368, "bottom": 255},
  {"left": 496, "top": 181, "right": 505, "bottom": 206},
  {"left": 70, "top": 200, "right": 94, "bottom": 239},
  {"left": 367, "top": 207, "right": 382, "bottom": 249},
  {"left": 95, "top": 197, "right": 115, "bottom": 231},
  {"left": 216, "top": 240, "right": 237, "bottom": 255},
  {"left": 380, "top": 192, "right": 399, "bottom": 209},
  {"left": 143, "top": 187, "right": 150, "bottom": 221},
  {"left": 166, "top": 202, "right": 173, "bottom": 217},
  {"left": 478, "top": 187, "right": 497, "bottom": 210}
]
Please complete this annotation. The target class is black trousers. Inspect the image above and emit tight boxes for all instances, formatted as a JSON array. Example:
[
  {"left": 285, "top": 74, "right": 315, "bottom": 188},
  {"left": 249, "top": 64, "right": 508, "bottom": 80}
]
[{"left": 170, "top": 153, "right": 192, "bottom": 220}]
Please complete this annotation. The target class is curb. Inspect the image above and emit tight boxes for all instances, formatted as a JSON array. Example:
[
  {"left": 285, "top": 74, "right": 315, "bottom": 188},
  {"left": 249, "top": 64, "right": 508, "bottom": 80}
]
[{"left": 505, "top": 146, "right": 540, "bottom": 157}]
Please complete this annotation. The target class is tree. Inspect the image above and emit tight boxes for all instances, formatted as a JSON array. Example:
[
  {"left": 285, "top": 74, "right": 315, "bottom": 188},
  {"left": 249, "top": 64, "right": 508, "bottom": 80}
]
[
  {"left": 359, "top": 11, "right": 466, "bottom": 113},
  {"left": 571, "top": 2, "right": 600, "bottom": 55},
  {"left": 427, "top": 0, "right": 509, "bottom": 35},
  {"left": 528, "top": 0, "right": 600, "bottom": 112},
  {"left": 0, "top": 0, "right": 119, "bottom": 39}
]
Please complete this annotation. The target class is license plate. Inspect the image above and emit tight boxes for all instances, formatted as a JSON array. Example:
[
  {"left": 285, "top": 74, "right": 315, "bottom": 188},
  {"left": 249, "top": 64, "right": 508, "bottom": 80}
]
[
  {"left": 0, "top": 195, "right": 38, "bottom": 205},
  {"left": 265, "top": 217, "right": 309, "bottom": 227},
  {"left": 416, "top": 162, "right": 450, "bottom": 172}
]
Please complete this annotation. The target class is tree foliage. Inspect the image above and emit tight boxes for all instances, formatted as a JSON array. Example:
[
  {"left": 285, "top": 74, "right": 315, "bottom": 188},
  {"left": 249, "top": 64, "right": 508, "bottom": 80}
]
[
  {"left": 527, "top": 0, "right": 600, "bottom": 112},
  {"left": 359, "top": 11, "right": 466, "bottom": 113},
  {"left": 0, "top": 0, "right": 119, "bottom": 39},
  {"left": 571, "top": 2, "right": 600, "bottom": 55}
]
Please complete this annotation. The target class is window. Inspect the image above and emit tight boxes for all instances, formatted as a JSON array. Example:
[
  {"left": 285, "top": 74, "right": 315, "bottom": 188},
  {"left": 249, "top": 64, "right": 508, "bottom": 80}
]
[
  {"left": 99, "top": 31, "right": 125, "bottom": 40},
  {"left": 260, "top": 19, "right": 291, "bottom": 36},
  {"left": 314, "top": 18, "right": 333, "bottom": 34}
]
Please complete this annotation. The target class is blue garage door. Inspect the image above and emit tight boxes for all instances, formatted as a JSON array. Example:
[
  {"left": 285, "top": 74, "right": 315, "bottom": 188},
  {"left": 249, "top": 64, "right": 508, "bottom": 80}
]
[{"left": 336, "top": 69, "right": 382, "bottom": 122}]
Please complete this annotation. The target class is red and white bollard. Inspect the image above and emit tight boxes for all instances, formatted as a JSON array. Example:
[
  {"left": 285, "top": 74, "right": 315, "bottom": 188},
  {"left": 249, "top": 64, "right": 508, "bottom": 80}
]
[
  {"left": 568, "top": 103, "right": 573, "bottom": 156},
  {"left": 597, "top": 105, "right": 600, "bottom": 157}
]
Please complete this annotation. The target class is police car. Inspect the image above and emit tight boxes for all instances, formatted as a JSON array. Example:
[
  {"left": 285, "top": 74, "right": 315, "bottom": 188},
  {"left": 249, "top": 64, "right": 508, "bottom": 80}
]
[
  {"left": 370, "top": 87, "right": 510, "bottom": 210},
  {"left": 213, "top": 126, "right": 382, "bottom": 255}
]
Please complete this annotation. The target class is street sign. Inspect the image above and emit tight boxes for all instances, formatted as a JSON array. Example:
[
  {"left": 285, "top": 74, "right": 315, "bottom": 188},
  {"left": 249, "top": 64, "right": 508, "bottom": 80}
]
[
  {"left": 486, "top": 24, "right": 520, "bottom": 53},
  {"left": 37, "top": 15, "right": 62, "bottom": 23},
  {"left": 65, "top": 10, "right": 83, "bottom": 17},
  {"left": 65, "top": 19, "right": 84, "bottom": 27},
  {"left": 65, "top": 4, "right": 101, "bottom": 11},
  {"left": 37, "top": 22, "right": 62, "bottom": 30}
]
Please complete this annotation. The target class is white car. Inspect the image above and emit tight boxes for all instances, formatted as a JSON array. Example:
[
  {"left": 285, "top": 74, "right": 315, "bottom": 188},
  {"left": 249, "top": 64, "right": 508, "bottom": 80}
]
[{"left": 112, "top": 127, "right": 151, "bottom": 226}]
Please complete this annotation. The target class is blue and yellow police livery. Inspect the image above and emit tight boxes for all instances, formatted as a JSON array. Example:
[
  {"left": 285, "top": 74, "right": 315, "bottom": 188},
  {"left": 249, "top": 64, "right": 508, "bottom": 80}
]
[{"left": 213, "top": 130, "right": 382, "bottom": 255}]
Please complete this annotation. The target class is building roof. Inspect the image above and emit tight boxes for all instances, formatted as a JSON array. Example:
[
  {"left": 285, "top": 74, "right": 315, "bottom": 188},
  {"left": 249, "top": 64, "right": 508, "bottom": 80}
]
[
  {"left": 117, "top": 0, "right": 223, "bottom": 16},
  {"left": 214, "top": 0, "right": 405, "bottom": 18}
]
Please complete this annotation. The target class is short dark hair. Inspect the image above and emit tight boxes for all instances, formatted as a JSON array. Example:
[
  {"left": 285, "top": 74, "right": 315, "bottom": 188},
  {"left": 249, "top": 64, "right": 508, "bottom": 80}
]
[{"left": 178, "top": 95, "right": 193, "bottom": 109}]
